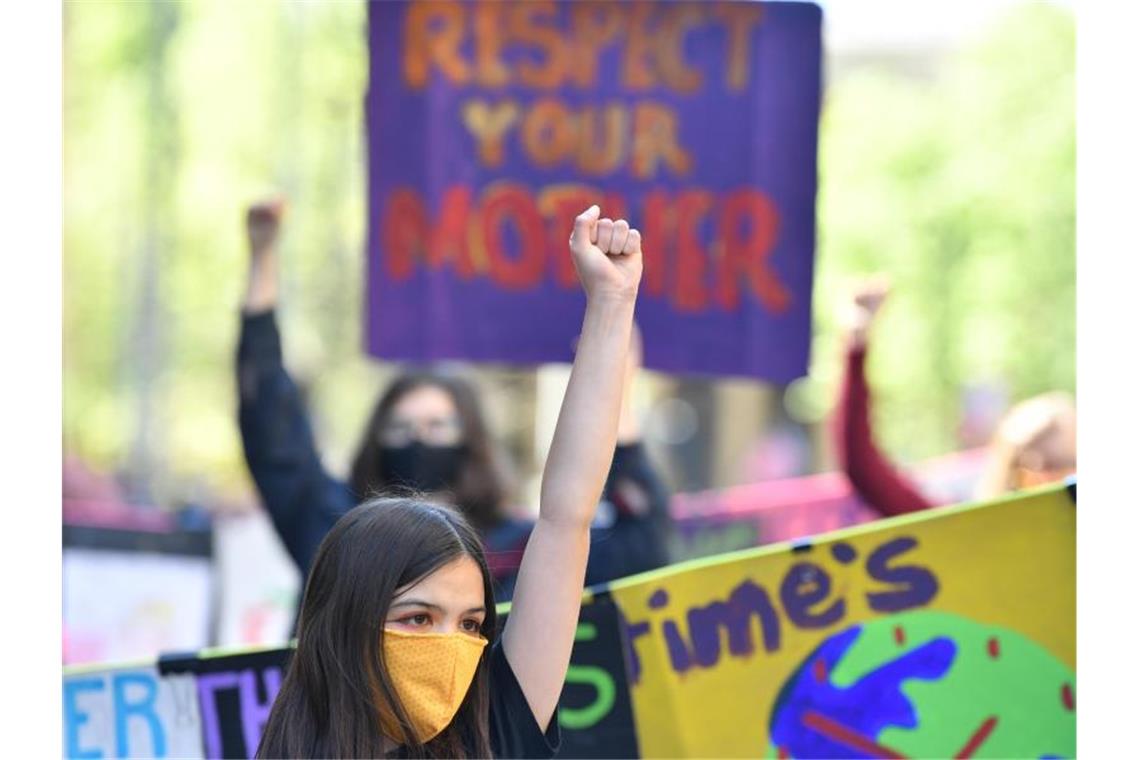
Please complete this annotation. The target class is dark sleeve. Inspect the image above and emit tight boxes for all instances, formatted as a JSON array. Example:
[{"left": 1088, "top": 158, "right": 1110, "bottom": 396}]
[
  {"left": 585, "top": 442, "right": 673, "bottom": 586},
  {"left": 236, "top": 310, "right": 352, "bottom": 576},
  {"left": 832, "top": 342, "right": 935, "bottom": 516},
  {"left": 488, "top": 641, "right": 561, "bottom": 759}
]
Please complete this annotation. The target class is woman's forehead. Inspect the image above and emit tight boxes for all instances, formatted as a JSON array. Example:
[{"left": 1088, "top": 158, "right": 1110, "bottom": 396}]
[
  {"left": 390, "top": 385, "right": 458, "bottom": 421},
  {"left": 392, "top": 555, "right": 485, "bottom": 608}
]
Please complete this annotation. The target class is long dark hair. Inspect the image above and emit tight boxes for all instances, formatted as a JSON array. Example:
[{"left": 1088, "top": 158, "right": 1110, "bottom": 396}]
[
  {"left": 350, "top": 373, "right": 509, "bottom": 531},
  {"left": 257, "top": 498, "right": 497, "bottom": 759}
]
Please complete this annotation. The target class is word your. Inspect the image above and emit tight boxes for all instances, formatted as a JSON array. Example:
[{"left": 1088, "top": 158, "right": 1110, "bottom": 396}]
[
  {"left": 463, "top": 98, "right": 690, "bottom": 179},
  {"left": 623, "top": 537, "right": 940, "bottom": 681},
  {"left": 402, "top": 1, "right": 765, "bottom": 94},
  {"left": 382, "top": 183, "right": 790, "bottom": 314}
]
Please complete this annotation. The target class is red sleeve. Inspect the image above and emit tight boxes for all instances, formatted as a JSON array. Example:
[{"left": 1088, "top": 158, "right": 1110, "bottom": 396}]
[{"left": 833, "top": 342, "right": 935, "bottom": 516}]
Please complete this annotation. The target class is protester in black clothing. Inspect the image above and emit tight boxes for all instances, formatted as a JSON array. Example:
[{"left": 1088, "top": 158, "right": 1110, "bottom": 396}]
[
  {"left": 237, "top": 200, "right": 671, "bottom": 602},
  {"left": 256, "top": 204, "right": 642, "bottom": 759}
]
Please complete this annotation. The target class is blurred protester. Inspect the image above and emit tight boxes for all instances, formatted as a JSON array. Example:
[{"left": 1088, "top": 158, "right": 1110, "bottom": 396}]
[
  {"left": 236, "top": 200, "right": 671, "bottom": 602},
  {"left": 833, "top": 276, "right": 1076, "bottom": 516}
]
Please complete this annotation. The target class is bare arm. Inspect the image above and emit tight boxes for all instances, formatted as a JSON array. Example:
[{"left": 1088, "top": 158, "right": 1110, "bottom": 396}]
[
  {"left": 501, "top": 205, "right": 642, "bottom": 730},
  {"left": 243, "top": 199, "right": 285, "bottom": 313},
  {"left": 616, "top": 323, "right": 643, "bottom": 444}
]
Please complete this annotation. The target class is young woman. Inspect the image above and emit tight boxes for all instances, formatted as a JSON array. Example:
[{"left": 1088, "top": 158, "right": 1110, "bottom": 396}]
[
  {"left": 237, "top": 202, "right": 670, "bottom": 601},
  {"left": 256, "top": 206, "right": 642, "bottom": 758}
]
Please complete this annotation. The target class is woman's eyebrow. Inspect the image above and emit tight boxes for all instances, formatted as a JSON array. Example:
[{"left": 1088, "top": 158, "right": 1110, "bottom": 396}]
[
  {"left": 388, "top": 600, "right": 487, "bottom": 615},
  {"left": 389, "top": 599, "right": 443, "bottom": 612}
]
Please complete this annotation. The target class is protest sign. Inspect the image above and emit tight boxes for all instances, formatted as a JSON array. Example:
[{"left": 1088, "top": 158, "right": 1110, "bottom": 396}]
[
  {"left": 611, "top": 483, "right": 1076, "bottom": 757},
  {"left": 158, "top": 648, "right": 289, "bottom": 759},
  {"left": 63, "top": 667, "right": 204, "bottom": 759},
  {"left": 64, "top": 484, "right": 1074, "bottom": 758},
  {"left": 63, "top": 524, "right": 213, "bottom": 666},
  {"left": 366, "top": 0, "right": 822, "bottom": 380}
]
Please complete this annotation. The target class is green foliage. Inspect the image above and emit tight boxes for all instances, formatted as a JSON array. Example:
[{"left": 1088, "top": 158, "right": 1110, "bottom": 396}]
[
  {"left": 63, "top": 2, "right": 1074, "bottom": 498},
  {"left": 810, "top": 3, "right": 1075, "bottom": 463}
]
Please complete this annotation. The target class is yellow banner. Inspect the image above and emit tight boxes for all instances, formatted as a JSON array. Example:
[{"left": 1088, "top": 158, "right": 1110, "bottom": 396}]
[{"left": 609, "top": 483, "right": 1076, "bottom": 758}]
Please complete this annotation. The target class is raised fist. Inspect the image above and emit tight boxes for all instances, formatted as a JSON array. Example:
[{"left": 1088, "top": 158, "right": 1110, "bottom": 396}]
[
  {"left": 853, "top": 276, "right": 890, "bottom": 316},
  {"left": 246, "top": 198, "right": 286, "bottom": 255},
  {"left": 568, "top": 205, "right": 643, "bottom": 302},
  {"left": 843, "top": 275, "right": 892, "bottom": 346}
]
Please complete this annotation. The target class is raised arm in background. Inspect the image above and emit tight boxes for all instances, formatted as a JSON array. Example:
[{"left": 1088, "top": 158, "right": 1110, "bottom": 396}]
[
  {"left": 501, "top": 206, "right": 642, "bottom": 730},
  {"left": 833, "top": 277, "right": 934, "bottom": 516},
  {"left": 237, "top": 200, "right": 352, "bottom": 576}
]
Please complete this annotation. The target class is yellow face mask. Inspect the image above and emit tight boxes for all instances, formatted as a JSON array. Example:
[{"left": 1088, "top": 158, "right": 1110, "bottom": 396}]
[{"left": 377, "top": 628, "right": 488, "bottom": 744}]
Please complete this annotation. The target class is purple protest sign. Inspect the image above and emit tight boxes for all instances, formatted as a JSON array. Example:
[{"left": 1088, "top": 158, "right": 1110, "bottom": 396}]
[{"left": 366, "top": 1, "right": 821, "bottom": 380}]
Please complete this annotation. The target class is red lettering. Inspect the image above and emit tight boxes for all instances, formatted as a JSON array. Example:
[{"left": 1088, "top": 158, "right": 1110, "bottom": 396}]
[
  {"left": 480, "top": 184, "right": 547, "bottom": 290},
  {"left": 431, "top": 187, "right": 474, "bottom": 274},
  {"left": 673, "top": 190, "right": 714, "bottom": 312},
  {"left": 381, "top": 188, "right": 475, "bottom": 279},
  {"left": 382, "top": 185, "right": 790, "bottom": 314},
  {"left": 382, "top": 189, "right": 429, "bottom": 280},
  {"left": 601, "top": 192, "right": 628, "bottom": 224},
  {"left": 641, "top": 191, "right": 672, "bottom": 297},
  {"left": 717, "top": 190, "right": 789, "bottom": 313}
]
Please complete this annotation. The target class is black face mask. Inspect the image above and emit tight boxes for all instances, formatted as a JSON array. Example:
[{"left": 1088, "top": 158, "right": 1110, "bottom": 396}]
[{"left": 379, "top": 442, "right": 465, "bottom": 493}]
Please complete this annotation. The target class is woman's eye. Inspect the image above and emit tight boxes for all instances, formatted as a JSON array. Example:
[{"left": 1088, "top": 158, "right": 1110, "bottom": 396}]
[
  {"left": 406, "top": 614, "right": 430, "bottom": 626},
  {"left": 461, "top": 619, "right": 481, "bottom": 633}
]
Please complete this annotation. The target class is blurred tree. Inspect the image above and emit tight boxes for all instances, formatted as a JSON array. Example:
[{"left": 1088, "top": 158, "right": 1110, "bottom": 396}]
[{"left": 807, "top": 2, "right": 1075, "bottom": 465}]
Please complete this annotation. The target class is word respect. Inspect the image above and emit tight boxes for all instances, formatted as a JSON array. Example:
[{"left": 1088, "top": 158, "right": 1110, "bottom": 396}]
[{"left": 403, "top": 0, "right": 766, "bottom": 94}]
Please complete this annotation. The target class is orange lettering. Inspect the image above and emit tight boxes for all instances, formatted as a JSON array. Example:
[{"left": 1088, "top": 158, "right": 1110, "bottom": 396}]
[
  {"left": 403, "top": 0, "right": 470, "bottom": 88},
  {"left": 474, "top": 1, "right": 510, "bottom": 87},
  {"left": 577, "top": 104, "right": 628, "bottom": 175},
  {"left": 569, "top": 2, "right": 625, "bottom": 88},
  {"left": 622, "top": 2, "right": 658, "bottom": 90},
  {"left": 522, "top": 99, "right": 577, "bottom": 168},
  {"left": 509, "top": 0, "right": 567, "bottom": 89},
  {"left": 632, "top": 103, "right": 692, "bottom": 179},
  {"left": 657, "top": 5, "right": 704, "bottom": 93},
  {"left": 714, "top": 2, "right": 764, "bottom": 91}
]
